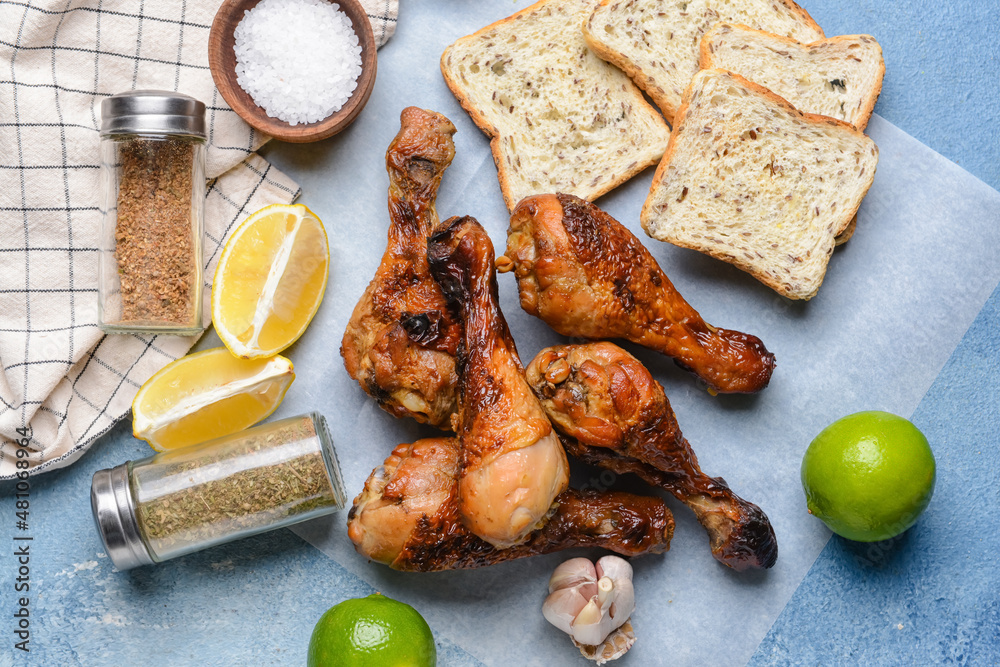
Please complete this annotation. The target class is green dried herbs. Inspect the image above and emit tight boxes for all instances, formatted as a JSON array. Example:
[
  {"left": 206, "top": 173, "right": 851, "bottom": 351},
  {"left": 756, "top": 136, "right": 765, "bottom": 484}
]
[{"left": 132, "top": 416, "right": 339, "bottom": 560}]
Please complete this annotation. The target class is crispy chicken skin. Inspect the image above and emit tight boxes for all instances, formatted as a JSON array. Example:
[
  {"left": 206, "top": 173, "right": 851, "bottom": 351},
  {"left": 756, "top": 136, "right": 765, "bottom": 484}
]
[
  {"left": 340, "top": 107, "right": 461, "bottom": 428},
  {"left": 526, "top": 342, "right": 778, "bottom": 571},
  {"left": 427, "top": 216, "right": 570, "bottom": 548},
  {"left": 347, "top": 438, "right": 674, "bottom": 571},
  {"left": 501, "top": 193, "right": 776, "bottom": 394}
]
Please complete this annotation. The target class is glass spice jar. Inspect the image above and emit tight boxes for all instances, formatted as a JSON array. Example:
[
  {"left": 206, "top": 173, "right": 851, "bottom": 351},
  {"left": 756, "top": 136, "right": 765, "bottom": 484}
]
[
  {"left": 98, "top": 90, "right": 207, "bottom": 335},
  {"left": 90, "top": 413, "right": 346, "bottom": 570}
]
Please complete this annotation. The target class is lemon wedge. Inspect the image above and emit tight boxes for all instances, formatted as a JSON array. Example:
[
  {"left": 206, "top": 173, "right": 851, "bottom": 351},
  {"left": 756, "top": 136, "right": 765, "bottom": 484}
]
[
  {"left": 212, "top": 203, "right": 329, "bottom": 359},
  {"left": 132, "top": 347, "right": 295, "bottom": 452}
]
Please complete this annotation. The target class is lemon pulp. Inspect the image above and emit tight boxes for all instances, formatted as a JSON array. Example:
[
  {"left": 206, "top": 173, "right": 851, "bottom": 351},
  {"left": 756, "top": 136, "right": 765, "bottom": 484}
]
[
  {"left": 132, "top": 347, "right": 294, "bottom": 451},
  {"left": 212, "top": 204, "right": 329, "bottom": 359}
]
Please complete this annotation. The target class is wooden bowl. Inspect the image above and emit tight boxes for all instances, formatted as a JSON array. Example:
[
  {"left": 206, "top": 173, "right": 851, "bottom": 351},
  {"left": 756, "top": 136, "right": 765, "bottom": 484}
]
[{"left": 208, "top": 0, "right": 377, "bottom": 143}]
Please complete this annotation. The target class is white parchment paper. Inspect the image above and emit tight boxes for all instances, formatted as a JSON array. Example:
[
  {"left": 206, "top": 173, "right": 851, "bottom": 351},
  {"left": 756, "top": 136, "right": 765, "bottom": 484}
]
[{"left": 247, "top": 3, "right": 1000, "bottom": 664}]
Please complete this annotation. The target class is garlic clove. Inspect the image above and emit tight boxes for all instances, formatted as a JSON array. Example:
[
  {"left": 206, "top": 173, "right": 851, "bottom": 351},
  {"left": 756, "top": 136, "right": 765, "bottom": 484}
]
[
  {"left": 544, "top": 555, "right": 638, "bottom": 657},
  {"left": 596, "top": 576, "right": 614, "bottom": 609},
  {"left": 595, "top": 555, "right": 633, "bottom": 583},
  {"left": 574, "top": 598, "right": 603, "bottom": 626},
  {"left": 548, "top": 557, "right": 597, "bottom": 593},
  {"left": 542, "top": 585, "right": 592, "bottom": 635},
  {"left": 606, "top": 578, "right": 634, "bottom": 629},
  {"left": 570, "top": 598, "right": 609, "bottom": 647}
]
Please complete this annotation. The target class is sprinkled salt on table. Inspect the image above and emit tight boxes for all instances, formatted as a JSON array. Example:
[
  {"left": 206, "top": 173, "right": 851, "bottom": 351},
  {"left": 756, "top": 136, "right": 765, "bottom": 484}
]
[{"left": 234, "top": 0, "right": 363, "bottom": 126}]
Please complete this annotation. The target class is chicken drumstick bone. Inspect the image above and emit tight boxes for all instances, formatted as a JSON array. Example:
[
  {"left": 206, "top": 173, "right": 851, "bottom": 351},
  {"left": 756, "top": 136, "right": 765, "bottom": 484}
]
[{"left": 526, "top": 342, "right": 778, "bottom": 570}]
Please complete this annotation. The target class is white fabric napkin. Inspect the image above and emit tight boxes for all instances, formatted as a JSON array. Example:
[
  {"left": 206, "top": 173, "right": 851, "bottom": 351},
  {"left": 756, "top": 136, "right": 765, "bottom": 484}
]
[{"left": 0, "top": 0, "right": 398, "bottom": 479}]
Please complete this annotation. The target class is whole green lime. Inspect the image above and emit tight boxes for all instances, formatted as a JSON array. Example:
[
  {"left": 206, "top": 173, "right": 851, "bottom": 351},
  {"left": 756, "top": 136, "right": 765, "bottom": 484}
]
[
  {"left": 307, "top": 593, "right": 436, "bottom": 667},
  {"left": 801, "top": 411, "right": 935, "bottom": 542}
]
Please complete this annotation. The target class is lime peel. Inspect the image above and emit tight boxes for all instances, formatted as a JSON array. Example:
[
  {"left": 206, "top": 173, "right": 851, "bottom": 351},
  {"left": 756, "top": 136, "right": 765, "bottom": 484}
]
[
  {"left": 801, "top": 410, "right": 936, "bottom": 543},
  {"left": 307, "top": 593, "right": 436, "bottom": 667}
]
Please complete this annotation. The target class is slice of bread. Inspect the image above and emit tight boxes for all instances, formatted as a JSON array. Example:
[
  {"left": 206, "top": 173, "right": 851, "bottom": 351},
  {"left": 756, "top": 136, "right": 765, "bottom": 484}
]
[
  {"left": 582, "top": 0, "right": 824, "bottom": 124},
  {"left": 640, "top": 69, "right": 878, "bottom": 300},
  {"left": 440, "top": 0, "right": 672, "bottom": 211},
  {"left": 834, "top": 214, "right": 856, "bottom": 245},
  {"left": 700, "top": 23, "right": 884, "bottom": 131}
]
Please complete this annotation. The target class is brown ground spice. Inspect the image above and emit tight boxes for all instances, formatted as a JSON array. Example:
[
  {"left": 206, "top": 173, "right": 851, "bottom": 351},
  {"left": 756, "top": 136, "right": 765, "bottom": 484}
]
[{"left": 114, "top": 138, "right": 198, "bottom": 325}]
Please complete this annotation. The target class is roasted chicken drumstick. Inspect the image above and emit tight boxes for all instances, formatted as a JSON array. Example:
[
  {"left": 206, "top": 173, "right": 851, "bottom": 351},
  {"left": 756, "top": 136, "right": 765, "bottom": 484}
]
[
  {"left": 341, "top": 107, "right": 461, "bottom": 428},
  {"left": 501, "top": 194, "right": 775, "bottom": 394},
  {"left": 427, "top": 215, "right": 570, "bottom": 548},
  {"left": 348, "top": 438, "right": 674, "bottom": 571},
  {"left": 525, "top": 342, "right": 778, "bottom": 571}
]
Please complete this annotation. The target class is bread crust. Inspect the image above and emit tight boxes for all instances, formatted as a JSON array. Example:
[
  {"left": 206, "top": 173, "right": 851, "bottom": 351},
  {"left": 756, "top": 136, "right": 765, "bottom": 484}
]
[
  {"left": 582, "top": 7, "right": 679, "bottom": 122},
  {"left": 440, "top": 44, "right": 512, "bottom": 209},
  {"left": 698, "top": 24, "right": 885, "bottom": 131},
  {"left": 834, "top": 214, "right": 857, "bottom": 245},
  {"left": 440, "top": 1, "right": 551, "bottom": 211},
  {"left": 582, "top": 0, "right": 824, "bottom": 124},
  {"left": 641, "top": 69, "right": 878, "bottom": 299},
  {"left": 440, "top": 0, "right": 669, "bottom": 211}
]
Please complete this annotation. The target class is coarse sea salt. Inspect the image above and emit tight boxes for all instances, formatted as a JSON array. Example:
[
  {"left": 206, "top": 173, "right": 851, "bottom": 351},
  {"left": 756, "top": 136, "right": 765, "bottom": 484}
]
[{"left": 234, "top": 0, "right": 363, "bottom": 126}]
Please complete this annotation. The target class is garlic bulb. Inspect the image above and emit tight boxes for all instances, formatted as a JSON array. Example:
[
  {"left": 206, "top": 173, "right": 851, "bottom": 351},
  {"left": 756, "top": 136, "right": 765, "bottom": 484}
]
[{"left": 542, "top": 556, "right": 636, "bottom": 649}]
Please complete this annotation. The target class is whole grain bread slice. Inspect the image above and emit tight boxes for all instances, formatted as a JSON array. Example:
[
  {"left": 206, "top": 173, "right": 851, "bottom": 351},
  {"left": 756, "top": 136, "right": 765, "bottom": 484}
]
[
  {"left": 640, "top": 69, "right": 878, "bottom": 300},
  {"left": 700, "top": 23, "right": 884, "bottom": 131},
  {"left": 699, "top": 24, "right": 885, "bottom": 246},
  {"left": 582, "top": 0, "right": 824, "bottom": 124},
  {"left": 440, "top": 0, "right": 672, "bottom": 211}
]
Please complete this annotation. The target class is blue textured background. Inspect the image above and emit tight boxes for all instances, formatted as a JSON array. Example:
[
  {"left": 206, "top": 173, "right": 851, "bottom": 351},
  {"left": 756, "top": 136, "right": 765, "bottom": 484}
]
[
  {"left": 2, "top": 0, "right": 998, "bottom": 664},
  {"left": 750, "top": 282, "right": 1000, "bottom": 665},
  {"left": 749, "top": 1, "right": 1000, "bottom": 663},
  {"left": 801, "top": 0, "right": 999, "bottom": 191}
]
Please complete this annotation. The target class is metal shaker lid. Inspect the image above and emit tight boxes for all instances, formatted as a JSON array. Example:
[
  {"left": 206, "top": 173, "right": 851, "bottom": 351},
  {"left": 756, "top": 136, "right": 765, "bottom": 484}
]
[
  {"left": 312, "top": 412, "right": 347, "bottom": 510},
  {"left": 100, "top": 90, "right": 206, "bottom": 138},
  {"left": 90, "top": 463, "right": 155, "bottom": 570}
]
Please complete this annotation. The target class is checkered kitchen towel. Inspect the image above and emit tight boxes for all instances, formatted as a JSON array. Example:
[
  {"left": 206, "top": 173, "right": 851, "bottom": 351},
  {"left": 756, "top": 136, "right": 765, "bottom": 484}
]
[{"left": 0, "top": 0, "right": 398, "bottom": 480}]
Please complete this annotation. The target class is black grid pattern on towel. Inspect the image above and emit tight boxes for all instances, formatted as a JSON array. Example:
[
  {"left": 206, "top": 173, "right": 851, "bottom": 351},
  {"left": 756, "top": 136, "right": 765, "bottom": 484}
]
[
  {"left": 368, "top": 0, "right": 399, "bottom": 47},
  {"left": 0, "top": 0, "right": 308, "bottom": 479}
]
